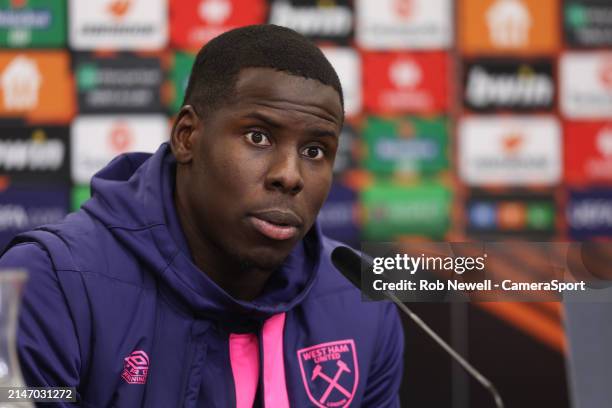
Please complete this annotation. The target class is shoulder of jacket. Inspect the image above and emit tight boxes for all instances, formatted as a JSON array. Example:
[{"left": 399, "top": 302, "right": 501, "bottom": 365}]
[{"left": 6, "top": 210, "right": 150, "bottom": 288}]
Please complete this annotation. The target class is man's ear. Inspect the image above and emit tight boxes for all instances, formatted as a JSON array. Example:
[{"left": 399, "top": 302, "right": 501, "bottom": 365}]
[{"left": 171, "top": 105, "right": 201, "bottom": 164}]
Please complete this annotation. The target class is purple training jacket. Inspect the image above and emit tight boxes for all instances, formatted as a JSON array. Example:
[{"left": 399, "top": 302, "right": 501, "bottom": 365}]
[{"left": 0, "top": 143, "right": 403, "bottom": 407}]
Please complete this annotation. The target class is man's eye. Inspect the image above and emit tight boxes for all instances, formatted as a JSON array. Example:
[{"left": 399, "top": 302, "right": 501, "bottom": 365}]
[
  {"left": 302, "top": 146, "right": 324, "bottom": 160},
  {"left": 245, "top": 131, "right": 271, "bottom": 146}
]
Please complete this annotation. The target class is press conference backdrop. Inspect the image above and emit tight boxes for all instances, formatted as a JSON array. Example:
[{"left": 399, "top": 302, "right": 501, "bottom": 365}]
[{"left": 0, "top": 0, "right": 610, "bottom": 407}]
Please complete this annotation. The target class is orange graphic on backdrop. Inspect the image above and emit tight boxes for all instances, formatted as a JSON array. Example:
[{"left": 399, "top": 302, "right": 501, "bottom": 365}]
[
  {"left": 108, "top": 0, "right": 132, "bottom": 19},
  {"left": 109, "top": 122, "right": 134, "bottom": 152},
  {"left": 601, "top": 59, "right": 612, "bottom": 89},
  {"left": 502, "top": 133, "right": 523, "bottom": 155},
  {"left": 0, "top": 52, "right": 74, "bottom": 123},
  {"left": 459, "top": 0, "right": 560, "bottom": 55}
]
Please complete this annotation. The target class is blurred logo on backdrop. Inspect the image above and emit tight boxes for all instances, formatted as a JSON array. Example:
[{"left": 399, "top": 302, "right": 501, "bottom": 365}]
[
  {"left": 486, "top": 0, "right": 531, "bottom": 48},
  {"left": 169, "top": 52, "right": 196, "bottom": 114},
  {"left": 0, "top": 0, "right": 65, "bottom": 47},
  {"left": 460, "top": 0, "right": 560, "bottom": 55},
  {"left": 362, "top": 116, "right": 448, "bottom": 176},
  {"left": 319, "top": 182, "right": 360, "bottom": 248},
  {"left": 170, "top": 0, "right": 266, "bottom": 50},
  {"left": 109, "top": 122, "right": 134, "bottom": 152},
  {"left": 565, "top": 121, "right": 612, "bottom": 184},
  {"left": 0, "top": 186, "right": 69, "bottom": 251},
  {"left": 69, "top": 0, "right": 168, "bottom": 50},
  {"left": 0, "top": 52, "right": 74, "bottom": 123},
  {"left": 0, "top": 127, "right": 69, "bottom": 184},
  {"left": 75, "top": 54, "right": 163, "bottom": 114},
  {"left": 564, "top": 0, "right": 612, "bottom": 47},
  {"left": 1, "top": 54, "right": 40, "bottom": 110},
  {"left": 600, "top": 58, "right": 612, "bottom": 88},
  {"left": 568, "top": 189, "right": 612, "bottom": 240},
  {"left": 389, "top": 59, "right": 422, "bottom": 89},
  {"left": 458, "top": 116, "right": 562, "bottom": 186},
  {"left": 321, "top": 47, "right": 361, "bottom": 117},
  {"left": 107, "top": 0, "right": 131, "bottom": 19},
  {"left": 363, "top": 52, "right": 449, "bottom": 114},
  {"left": 463, "top": 59, "right": 555, "bottom": 112},
  {"left": 561, "top": 52, "right": 612, "bottom": 118},
  {"left": 70, "top": 115, "right": 168, "bottom": 184},
  {"left": 361, "top": 183, "right": 451, "bottom": 240},
  {"left": 466, "top": 190, "right": 556, "bottom": 238},
  {"left": 332, "top": 124, "right": 359, "bottom": 176},
  {"left": 356, "top": 0, "right": 452, "bottom": 49},
  {"left": 268, "top": 0, "right": 353, "bottom": 44}
]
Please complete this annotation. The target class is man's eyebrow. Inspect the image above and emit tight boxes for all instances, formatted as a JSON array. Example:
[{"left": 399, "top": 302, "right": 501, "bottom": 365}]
[
  {"left": 308, "top": 128, "right": 338, "bottom": 139},
  {"left": 243, "top": 112, "right": 338, "bottom": 138},
  {"left": 243, "top": 112, "right": 282, "bottom": 128}
]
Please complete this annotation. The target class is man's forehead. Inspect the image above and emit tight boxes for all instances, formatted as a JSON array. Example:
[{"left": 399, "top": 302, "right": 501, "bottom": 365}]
[{"left": 231, "top": 67, "right": 344, "bottom": 125}]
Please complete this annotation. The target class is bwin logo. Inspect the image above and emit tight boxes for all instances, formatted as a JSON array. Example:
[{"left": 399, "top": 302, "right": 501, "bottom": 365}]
[
  {"left": 269, "top": 2, "right": 352, "bottom": 37},
  {"left": 466, "top": 66, "right": 553, "bottom": 108},
  {"left": 0, "top": 133, "right": 65, "bottom": 171}
]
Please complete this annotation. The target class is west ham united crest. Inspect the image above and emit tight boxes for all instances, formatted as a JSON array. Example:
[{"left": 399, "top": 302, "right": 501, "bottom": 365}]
[{"left": 297, "top": 339, "right": 359, "bottom": 407}]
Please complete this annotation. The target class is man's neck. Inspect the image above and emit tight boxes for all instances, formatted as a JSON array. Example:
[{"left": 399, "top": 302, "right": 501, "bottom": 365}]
[{"left": 174, "top": 192, "right": 273, "bottom": 302}]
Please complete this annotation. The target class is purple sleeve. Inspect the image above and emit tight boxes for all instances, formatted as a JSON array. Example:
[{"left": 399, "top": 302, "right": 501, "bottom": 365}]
[
  {"left": 0, "top": 243, "right": 81, "bottom": 406},
  {"left": 362, "top": 302, "right": 404, "bottom": 407}
]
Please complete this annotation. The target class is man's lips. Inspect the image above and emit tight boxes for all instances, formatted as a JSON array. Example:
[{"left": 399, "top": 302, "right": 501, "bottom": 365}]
[{"left": 248, "top": 209, "right": 303, "bottom": 241}]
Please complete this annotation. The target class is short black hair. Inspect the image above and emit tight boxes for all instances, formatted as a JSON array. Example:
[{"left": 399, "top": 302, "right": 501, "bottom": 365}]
[{"left": 182, "top": 24, "right": 344, "bottom": 118}]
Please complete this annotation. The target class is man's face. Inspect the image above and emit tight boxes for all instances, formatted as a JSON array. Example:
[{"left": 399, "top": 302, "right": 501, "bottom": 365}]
[{"left": 177, "top": 68, "right": 343, "bottom": 271}]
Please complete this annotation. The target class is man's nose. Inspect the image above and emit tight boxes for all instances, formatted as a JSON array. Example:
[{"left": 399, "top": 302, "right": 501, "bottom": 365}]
[{"left": 264, "top": 151, "right": 304, "bottom": 195}]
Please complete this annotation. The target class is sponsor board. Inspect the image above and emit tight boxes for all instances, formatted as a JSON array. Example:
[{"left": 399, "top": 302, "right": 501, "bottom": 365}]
[
  {"left": 0, "top": 0, "right": 66, "bottom": 48},
  {"left": 69, "top": 0, "right": 168, "bottom": 50},
  {"left": 560, "top": 52, "right": 612, "bottom": 118},
  {"left": 169, "top": 52, "right": 195, "bottom": 114},
  {"left": 321, "top": 47, "right": 361, "bottom": 117},
  {"left": 459, "top": 0, "right": 560, "bottom": 55},
  {"left": 355, "top": 0, "right": 452, "bottom": 49},
  {"left": 463, "top": 59, "right": 555, "bottom": 112},
  {"left": 361, "top": 183, "right": 451, "bottom": 240},
  {"left": 0, "top": 51, "right": 74, "bottom": 123},
  {"left": 0, "top": 185, "right": 69, "bottom": 251},
  {"left": 170, "top": 0, "right": 266, "bottom": 50},
  {"left": 76, "top": 54, "right": 163, "bottom": 114},
  {"left": 363, "top": 51, "right": 449, "bottom": 114},
  {"left": 72, "top": 185, "right": 90, "bottom": 211},
  {"left": 318, "top": 182, "right": 360, "bottom": 248},
  {"left": 564, "top": 0, "right": 612, "bottom": 48},
  {"left": 0, "top": 126, "right": 69, "bottom": 183},
  {"left": 565, "top": 121, "right": 612, "bottom": 185},
  {"left": 268, "top": 0, "right": 353, "bottom": 44},
  {"left": 362, "top": 116, "right": 448, "bottom": 175},
  {"left": 568, "top": 189, "right": 612, "bottom": 239},
  {"left": 458, "top": 116, "right": 562, "bottom": 186},
  {"left": 333, "top": 124, "right": 359, "bottom": 176},
  {"left": 466, "top": 190, "right": 556, "bottom": 238},
  {"left": 71, "top": 115, "right": 169, "bottom": 184}
]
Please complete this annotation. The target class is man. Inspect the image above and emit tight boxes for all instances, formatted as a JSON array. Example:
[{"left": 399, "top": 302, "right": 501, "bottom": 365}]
[{"left": 0, "top": 25, "right": 403, "bottom": 407}]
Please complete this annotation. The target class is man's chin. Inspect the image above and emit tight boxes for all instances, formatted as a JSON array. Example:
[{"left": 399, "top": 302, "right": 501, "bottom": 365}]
[{"left": 236, "top": 245, "right": 293, "bottom": 272}]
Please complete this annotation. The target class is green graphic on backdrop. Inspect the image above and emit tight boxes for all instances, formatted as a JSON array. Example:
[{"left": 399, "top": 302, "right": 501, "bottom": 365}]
[
  {"left": 170, "top": 52, "right": 196, "bottom": 114},
  {"left": 0, "top": 0, "right": 65, "bottom": 48},
  {"left": 362, "top": 116, "right": 449, "bottom": 176},
  {"left": 72, "top": 185, "right": 90, "bottom": 212},
  {"left": 526, "top": 202, "right": 555, "bottom": 231},
  {"left": 361, "top": 183, "right": 452, "bottom": 240},
  {"left": 565, "top": 3, "right": 587, "bottom": 28},
  {"left": 76, "top": 64, "right": 98, "bottom": 91}
]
